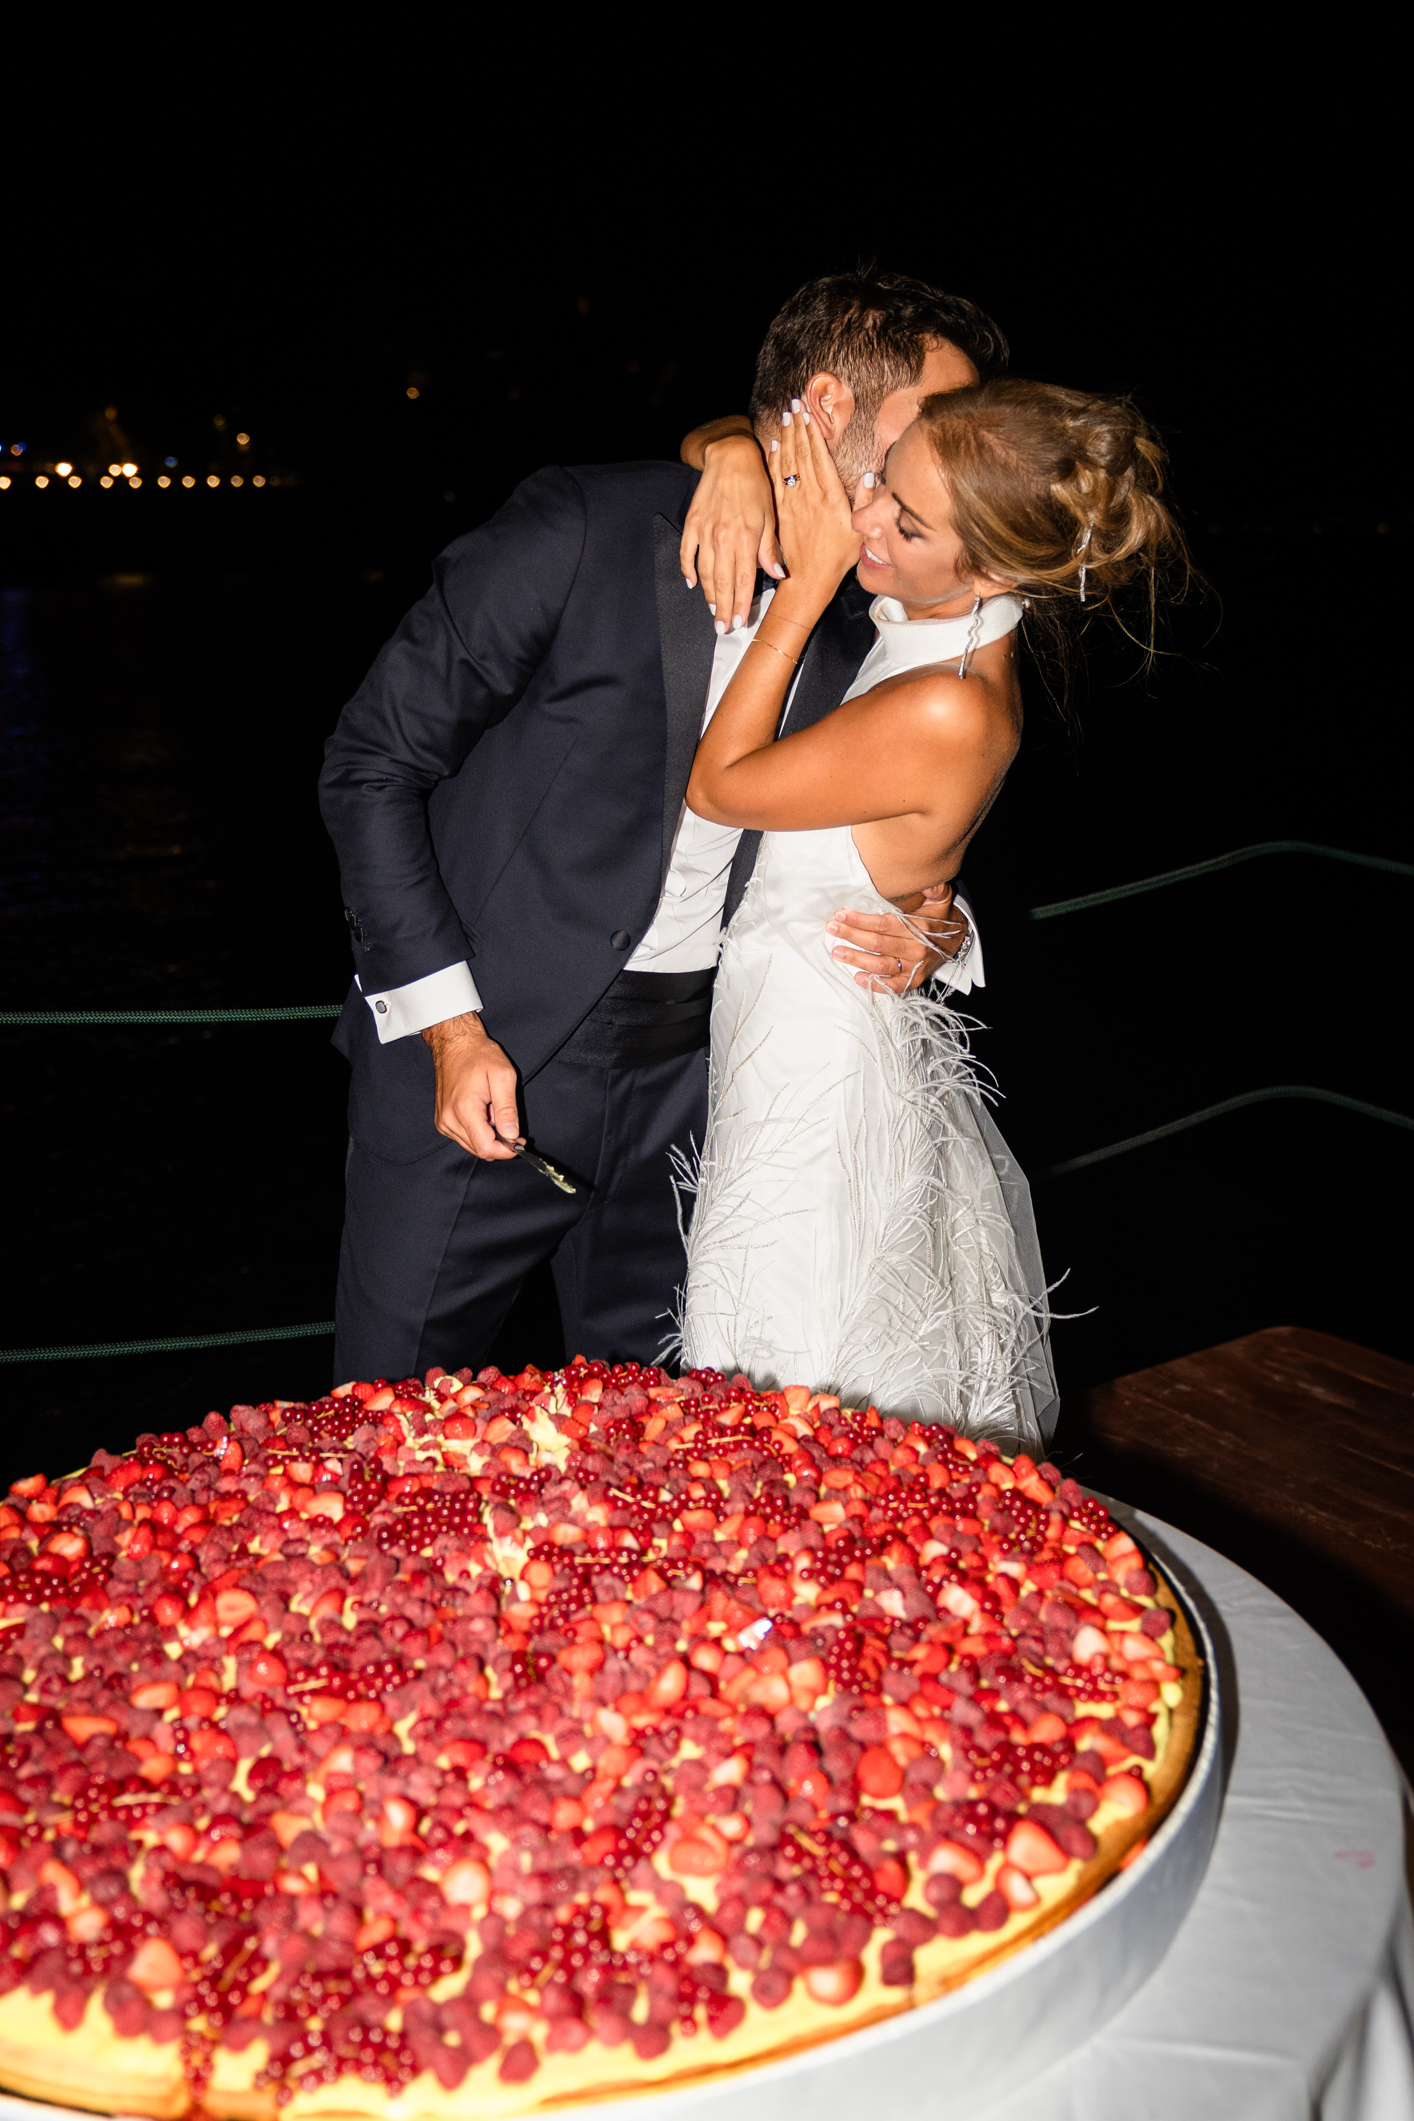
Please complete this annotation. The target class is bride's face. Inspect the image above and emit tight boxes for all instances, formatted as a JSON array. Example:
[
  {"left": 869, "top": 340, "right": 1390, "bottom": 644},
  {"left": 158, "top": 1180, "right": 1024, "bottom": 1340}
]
[{"left": 851, "top": 422, "right": 1001, "bottom": 613}]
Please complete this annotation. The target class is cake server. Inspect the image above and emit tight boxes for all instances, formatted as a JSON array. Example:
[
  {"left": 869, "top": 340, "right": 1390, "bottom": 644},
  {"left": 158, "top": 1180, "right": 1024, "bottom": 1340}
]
[{"left": 505, "top": 1140, "right": 577, "bottom": 1194}]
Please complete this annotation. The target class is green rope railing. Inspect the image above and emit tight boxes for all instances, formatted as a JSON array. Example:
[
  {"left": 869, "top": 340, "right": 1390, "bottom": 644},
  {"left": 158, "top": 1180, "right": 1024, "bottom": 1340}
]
[
  {"left": 1046, "top": 1085, "right": 1414, "bottom": 1176},
  {"left": 1027, "top": 840, "right": 1413, "bottom": 921},
  {"left": 0, "top": 1322, "right": 336, "bottom": 1366},
  {"left": 0, "top": 1006, "right": 342, "bottom": 1026}
]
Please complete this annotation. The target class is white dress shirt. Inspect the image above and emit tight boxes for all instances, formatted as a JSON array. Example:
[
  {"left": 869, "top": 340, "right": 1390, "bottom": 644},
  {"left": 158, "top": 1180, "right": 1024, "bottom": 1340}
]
[
  {"left": 626, "top": 589, "right": 780, "bottom": 973},
  {"left": 361, "top": 587, "right": 983, "bottom": 1042}
]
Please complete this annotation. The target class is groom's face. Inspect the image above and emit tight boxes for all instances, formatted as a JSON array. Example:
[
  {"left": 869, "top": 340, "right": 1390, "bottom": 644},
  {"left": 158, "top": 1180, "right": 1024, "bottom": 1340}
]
[{"left": 818, "top": 338, "right": 980, "bottom": 498}]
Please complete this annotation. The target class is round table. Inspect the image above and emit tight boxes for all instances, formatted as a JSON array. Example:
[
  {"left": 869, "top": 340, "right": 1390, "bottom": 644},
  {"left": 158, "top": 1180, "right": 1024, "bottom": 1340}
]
[
  {"left": 1, "top": 1513, "right": 1408, "bottom": 2121},
  {"left": 977, "top": 1509, "right": 1414, "bottom": 2118}
]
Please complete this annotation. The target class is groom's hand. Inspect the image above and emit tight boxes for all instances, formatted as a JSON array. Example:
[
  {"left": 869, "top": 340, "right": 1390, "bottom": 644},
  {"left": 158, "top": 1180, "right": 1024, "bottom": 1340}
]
[
  {"left": 680, "top": 433, "right": 785, "bottom": 632},
  {"left": 826, "top": 884, "right": 971, "bottom": 994},
  {"left": 422, "top": 1013, "right": 523, "bottom": 1160}
]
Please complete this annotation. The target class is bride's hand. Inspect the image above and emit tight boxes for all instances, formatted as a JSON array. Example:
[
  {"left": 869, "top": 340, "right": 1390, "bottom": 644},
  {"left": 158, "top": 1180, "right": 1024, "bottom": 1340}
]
[
  {"left": 680, "top": 434, "right": 785, "bottom": 633},
  {"left": 768, "top": 401, "right": 861, "bottom": 598}
]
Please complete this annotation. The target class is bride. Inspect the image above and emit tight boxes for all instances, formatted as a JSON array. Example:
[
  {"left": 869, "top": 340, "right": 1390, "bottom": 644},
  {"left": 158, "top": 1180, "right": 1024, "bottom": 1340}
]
[{"left": 679, "top": 378, "right": 1182, "bottom": 1448}]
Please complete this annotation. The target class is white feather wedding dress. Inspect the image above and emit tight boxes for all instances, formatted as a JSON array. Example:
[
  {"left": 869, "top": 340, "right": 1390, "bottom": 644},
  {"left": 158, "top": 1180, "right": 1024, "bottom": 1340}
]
[{"left": 680, "top": 593, "right": 1058, "bottom": 1451}]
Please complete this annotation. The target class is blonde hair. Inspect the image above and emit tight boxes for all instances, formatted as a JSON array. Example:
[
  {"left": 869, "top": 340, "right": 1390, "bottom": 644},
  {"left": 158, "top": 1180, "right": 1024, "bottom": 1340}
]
[{"left": 918, "top": 379, "right": 1190, "bottom": 659}]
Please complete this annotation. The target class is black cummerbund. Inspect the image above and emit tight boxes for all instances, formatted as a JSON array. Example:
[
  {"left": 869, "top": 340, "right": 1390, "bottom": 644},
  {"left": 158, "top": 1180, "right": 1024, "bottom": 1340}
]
[{"left": 556, "top": 967, "right": 716, "bottom": 1069}]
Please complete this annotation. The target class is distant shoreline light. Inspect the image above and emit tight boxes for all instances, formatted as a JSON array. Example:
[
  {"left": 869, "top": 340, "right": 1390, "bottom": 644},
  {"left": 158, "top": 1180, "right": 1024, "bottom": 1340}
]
[{"left": 0, "top": 475, "right": 288, "bottom": 494}]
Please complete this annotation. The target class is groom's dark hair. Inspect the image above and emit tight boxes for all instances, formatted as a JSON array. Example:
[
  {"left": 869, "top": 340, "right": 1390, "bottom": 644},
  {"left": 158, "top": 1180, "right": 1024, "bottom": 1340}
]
[{"left": 749, "top": 271, "right": 1008, "bottom": 430}]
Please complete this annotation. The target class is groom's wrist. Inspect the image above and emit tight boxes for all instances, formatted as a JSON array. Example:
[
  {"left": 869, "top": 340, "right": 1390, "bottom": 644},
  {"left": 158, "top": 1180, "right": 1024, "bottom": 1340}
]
[
  {"left": 703, "top": 431, "right": 764, "bottom": 471},
  {"left": 422, "top": 1010, "right": 489, "bottom": 1055},
  {"left": 934, "top": 911, "right": 971, "bottom": 959}
]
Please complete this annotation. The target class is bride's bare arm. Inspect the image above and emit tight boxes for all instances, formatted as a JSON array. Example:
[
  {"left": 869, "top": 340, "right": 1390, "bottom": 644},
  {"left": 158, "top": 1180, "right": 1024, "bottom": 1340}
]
[{"left": 679, "top": 420, "right": 783, "bottom": 631}]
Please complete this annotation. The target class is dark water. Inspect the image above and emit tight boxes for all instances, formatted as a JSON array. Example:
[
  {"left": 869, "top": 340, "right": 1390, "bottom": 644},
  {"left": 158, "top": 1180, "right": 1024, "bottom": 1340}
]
[{"left": 1, "top": 517, "right": 1410, "bottom": 1495}]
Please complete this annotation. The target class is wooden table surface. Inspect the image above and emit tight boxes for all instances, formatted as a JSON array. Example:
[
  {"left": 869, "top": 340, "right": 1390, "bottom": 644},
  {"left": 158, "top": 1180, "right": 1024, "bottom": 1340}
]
[{"left": 1053, "top": 1325, "right": 1414, "bottom": 1774}]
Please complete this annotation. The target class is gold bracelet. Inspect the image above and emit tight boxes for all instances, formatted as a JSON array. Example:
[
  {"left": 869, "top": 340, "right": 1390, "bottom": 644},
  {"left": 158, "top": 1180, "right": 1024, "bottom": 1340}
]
[{"left": 749, "top": 638, "right": 799, "bottom": 668}]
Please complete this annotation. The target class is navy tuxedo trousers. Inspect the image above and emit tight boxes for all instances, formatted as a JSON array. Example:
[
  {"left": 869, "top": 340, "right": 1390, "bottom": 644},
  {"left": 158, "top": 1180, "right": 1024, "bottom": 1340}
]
[{"left": 333, "top": 1047, "right": 708, "bottom": 1384}]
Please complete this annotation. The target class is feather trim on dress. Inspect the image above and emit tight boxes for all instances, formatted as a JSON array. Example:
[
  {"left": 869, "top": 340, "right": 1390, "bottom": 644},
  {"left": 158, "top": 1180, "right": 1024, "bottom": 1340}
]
[{"left": 673, "top": 883, "right": 1055, "bottom": 1454}]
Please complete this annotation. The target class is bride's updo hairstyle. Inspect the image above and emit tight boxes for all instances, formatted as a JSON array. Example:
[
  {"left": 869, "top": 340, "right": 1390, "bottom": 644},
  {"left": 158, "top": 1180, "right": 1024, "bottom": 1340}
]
[{"left": 917, "top": 379, "right": 1189, "bottom": 660}]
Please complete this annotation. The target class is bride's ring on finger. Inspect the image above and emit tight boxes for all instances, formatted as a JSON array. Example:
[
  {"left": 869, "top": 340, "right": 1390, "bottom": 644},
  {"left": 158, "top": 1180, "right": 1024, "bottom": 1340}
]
[{"left": 783, "top": 473, "right": 800, "bottom": 487}]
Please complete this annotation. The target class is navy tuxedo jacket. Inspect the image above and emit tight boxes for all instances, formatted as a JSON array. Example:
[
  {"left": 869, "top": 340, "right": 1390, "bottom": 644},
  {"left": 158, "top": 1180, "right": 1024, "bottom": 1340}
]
[{"left": 319, "top": 461, "right": 876, "bottom": 1160}]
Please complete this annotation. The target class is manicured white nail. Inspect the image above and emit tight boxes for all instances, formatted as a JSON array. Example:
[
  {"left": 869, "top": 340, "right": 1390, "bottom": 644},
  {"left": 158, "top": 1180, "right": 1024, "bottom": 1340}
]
[
  {"left": 731, "top": 614, "right": 743, "bottom": 631},
  {"left": 862, "top": 472, "right": 876, "bottom": 488},
  {"left": 708, "top": 603, "right": 716, "bottom": 615},
  {"left": 685, "top": 574, "right": 696, "bottom": 587},
  {"left": 801, "top": 411, "right": 810, "bottom": 424},
  {"left": 768, "top": 563, "right": 784, "bottom": 577},
  {"left": 781, "top": 411, "right": 792, "bottom": 426},
  {"left": 790, "top": 399, "right": 802, "bottom": 412},
  {"left": 768, "top": 438, "right": 779, "bottom": 453},
  {"left": 714, "top": 619, "right": 726, "bottom": 636}
]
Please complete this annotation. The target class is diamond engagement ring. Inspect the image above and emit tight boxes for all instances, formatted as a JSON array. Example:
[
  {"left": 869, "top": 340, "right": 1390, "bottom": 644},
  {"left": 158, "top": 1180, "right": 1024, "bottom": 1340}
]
[{"left": 783, "top": 473, "right": 799, "bottom": 487}]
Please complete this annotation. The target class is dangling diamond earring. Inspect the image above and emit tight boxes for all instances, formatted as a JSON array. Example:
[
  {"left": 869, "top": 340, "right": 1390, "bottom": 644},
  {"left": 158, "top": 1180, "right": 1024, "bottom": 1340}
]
[
  {"left": 1075, "top": 522, "right": 1094, "bottom": 604},
  {"left": 957, "top": 593, "right": 984, "bottom": 679}
]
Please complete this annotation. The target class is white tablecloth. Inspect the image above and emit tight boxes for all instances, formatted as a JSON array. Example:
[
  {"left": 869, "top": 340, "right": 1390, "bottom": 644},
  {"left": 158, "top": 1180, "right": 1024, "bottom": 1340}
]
[{"left": 978, "top": 1509, "right": 1414, "bottom": 2120}]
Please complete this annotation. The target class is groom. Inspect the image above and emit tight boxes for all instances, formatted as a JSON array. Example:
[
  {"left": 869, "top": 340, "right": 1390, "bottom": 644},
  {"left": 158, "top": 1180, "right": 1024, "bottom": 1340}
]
[{"left": 320, "top": 270, "right": 1008, "bottom": 1385}]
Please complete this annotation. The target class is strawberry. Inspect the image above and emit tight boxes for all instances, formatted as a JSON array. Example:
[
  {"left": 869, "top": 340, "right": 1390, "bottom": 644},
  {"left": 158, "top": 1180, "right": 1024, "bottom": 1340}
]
[
  {"left": 927, "top": 1839, "right": 986, "bottom": 1885},
  {"left": 858, "top": 1745, "right": 905, "bottom": 1798},
  {"left": 804, "top": 1960, "right": 864, "bottom": 2006},
  {"left": 997, "top": 1863, "right": 1040, "bottom": 1910},
  {"left": 1003, "top": 1819, "right": 1069, "bottom": 1876},
  {"left": 1071, "top": 1623, "right": 1109, "bottom": 1665},
  {"left": 127, "top": 1938, "right": 184, "bottom": 1993},
  {"left": 872, "top": 1858, "right": 908, "bottom": 1901},
  {"left": 1099, "top": 1773, "right": 1150, "bottom": 1817}
]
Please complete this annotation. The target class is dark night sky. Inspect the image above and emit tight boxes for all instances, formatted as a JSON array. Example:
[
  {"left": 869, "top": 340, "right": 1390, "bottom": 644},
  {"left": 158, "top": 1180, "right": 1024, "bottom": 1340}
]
[{"left": 4, "top": 50, "right": 1403, "bottom": 539}]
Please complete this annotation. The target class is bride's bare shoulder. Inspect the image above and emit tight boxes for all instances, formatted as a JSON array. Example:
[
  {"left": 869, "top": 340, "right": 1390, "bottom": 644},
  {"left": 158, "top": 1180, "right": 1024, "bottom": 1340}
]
[{"left": 868, "top": 658, "right": 1021, "bottom": 758}]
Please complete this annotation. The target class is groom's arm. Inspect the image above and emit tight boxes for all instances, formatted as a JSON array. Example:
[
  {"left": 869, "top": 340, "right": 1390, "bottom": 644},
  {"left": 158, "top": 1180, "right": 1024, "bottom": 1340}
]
[
  {"left": 826, "top": 883, "right": 984, "bottom": 995},
  {"left": 319, "top": 467, "right": 586, "bottom": 1036},
  {"left": 320, "top": 469, "right": 586, "bottom": 1161}
]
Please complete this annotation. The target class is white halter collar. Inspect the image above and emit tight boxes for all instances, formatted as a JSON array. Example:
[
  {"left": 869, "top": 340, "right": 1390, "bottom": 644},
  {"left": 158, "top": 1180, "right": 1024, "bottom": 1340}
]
[{"left": 867, "top": 592, "right": 1027, "bottom": 664}]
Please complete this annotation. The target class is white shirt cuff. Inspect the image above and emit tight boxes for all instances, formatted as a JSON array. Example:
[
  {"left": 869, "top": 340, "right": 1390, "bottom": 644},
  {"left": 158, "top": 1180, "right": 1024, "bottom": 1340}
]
[
  {"left": 357, "top": 962, "right": 483, "bottom": 1044},
  {"left": 939, "top": 894, "right": 985, "bottom": 994}
]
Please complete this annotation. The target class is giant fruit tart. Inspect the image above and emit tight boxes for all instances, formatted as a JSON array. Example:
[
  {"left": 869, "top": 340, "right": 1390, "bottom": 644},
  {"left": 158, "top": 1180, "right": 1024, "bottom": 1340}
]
[{"left": 0, "top": 1359, "right": 1201, "bottom": 2119}]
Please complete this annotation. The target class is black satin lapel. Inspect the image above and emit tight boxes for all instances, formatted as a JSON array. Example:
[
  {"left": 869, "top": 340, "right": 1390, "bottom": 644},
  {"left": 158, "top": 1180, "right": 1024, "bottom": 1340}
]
[
  {"left": 781, "top": 587, "right": 875, "bottom": 736},
  {"left": 654, "top": 516, "right": 718, "bottom": 881},
  {"left": 723, "top": 829, "right": 761, "bottom": 927}
]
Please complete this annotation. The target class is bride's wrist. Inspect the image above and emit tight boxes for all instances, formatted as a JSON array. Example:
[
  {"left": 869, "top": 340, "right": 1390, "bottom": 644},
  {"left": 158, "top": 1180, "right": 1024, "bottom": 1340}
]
[{"left": 767, "top": 577, "right": 835, "bottom": 631}]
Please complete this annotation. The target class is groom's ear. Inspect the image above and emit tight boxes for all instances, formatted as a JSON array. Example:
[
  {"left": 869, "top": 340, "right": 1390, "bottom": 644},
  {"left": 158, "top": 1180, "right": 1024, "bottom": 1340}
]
[{"left": 801, "top": 370, "right": 855, "bottom": 454}]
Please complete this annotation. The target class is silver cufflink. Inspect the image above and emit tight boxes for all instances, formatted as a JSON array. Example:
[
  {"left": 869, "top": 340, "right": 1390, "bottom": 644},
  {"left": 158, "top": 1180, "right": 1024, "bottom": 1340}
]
[{"left": 375, "top": 1000, "right": 388, "bottom": 1014}]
